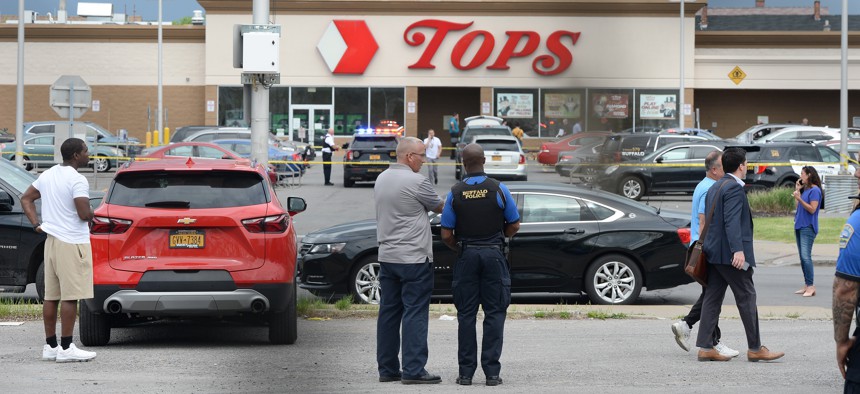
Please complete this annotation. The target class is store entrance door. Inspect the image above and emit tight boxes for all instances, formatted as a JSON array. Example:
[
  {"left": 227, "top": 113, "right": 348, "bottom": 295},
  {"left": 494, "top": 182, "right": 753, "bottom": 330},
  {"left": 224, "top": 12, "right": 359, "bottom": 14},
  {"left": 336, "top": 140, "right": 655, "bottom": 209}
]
[{"left": 289, "top": 105, "right": 333, "bottom": 148}]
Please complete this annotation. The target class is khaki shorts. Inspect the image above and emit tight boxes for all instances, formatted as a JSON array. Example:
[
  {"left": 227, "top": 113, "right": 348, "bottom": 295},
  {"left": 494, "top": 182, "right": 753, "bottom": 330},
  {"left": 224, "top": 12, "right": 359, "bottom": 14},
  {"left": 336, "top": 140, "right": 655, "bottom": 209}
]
[{"left": 44, "top": 235, "right": 94, "bottom": 301}]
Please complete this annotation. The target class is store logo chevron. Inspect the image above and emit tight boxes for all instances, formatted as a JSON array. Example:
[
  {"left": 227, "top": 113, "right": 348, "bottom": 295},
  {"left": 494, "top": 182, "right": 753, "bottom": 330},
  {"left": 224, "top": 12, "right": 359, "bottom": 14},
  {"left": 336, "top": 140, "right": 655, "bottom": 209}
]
[{"left": 317, "top": 20, "right": 379, "bottom": 74}]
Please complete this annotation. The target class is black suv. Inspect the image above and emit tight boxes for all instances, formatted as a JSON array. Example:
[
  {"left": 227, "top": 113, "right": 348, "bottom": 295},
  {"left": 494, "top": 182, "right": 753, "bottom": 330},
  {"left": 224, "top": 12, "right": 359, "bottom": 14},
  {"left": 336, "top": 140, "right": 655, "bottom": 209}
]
[
  {"left": 745, "top": 141, "right": 849, "bottom": 190},
  {"left": 454, "top": 116, "right": 514, "bottom": 180},
  {"left": 0, "top": 158, "right": 102, "bottom": 301},
  {"left": 342, "top": 133, "right": 399, "bottom": 187}
]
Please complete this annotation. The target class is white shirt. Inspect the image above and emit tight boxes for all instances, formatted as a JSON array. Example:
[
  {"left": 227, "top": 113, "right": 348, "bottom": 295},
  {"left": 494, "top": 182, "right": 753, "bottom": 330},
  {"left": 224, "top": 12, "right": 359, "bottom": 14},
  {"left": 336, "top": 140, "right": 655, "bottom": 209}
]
[
  {"left": 31, "top": 165, "right": 91, "bottom": 244},
  {"left": 424, "top": 136, "right": 442, "bottom": 160},
  {"left": 572, "top": 122, "right": 582, "bottom": 134},
  {"left": 322, "top": 133, "right": 335, "bottom": 153}
]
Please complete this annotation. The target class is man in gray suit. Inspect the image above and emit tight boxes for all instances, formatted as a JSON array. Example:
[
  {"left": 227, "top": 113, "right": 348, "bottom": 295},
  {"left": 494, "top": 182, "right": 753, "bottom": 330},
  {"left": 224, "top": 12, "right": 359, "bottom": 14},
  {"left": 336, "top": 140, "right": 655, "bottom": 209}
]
[{"left": 695, "top": 147, "right": 785, "bottom": 362}]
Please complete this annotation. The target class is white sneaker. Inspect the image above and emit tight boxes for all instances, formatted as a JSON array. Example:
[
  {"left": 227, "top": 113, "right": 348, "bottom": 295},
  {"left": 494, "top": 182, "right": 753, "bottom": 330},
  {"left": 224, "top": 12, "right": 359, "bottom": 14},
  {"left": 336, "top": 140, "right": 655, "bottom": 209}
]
[
  {"left": 55, "top": 343, "right": 97, "bottom": 363},
  {"left": 41, "top": 344, "right": 58, "bottom": 361},
  {"left": 715, "top": 342, "right": 740, "bottom": 358},
  {"left": 671, "top": 320, "right": 691, "bottom": 352}
]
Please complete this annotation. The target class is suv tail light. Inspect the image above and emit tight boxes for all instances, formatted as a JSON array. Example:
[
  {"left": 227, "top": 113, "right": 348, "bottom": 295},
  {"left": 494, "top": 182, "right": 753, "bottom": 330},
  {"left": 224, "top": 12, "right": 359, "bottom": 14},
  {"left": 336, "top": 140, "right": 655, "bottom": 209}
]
[
  {"left": 755, "top": 165, "right": 769, "bottom": 175},
  {"left": 90, "top": 216, "right": 133, "bottom": 234},
  {"left": 346, "top": 150, "right": 353, "bottom": 161},
  {"left": 292, "top": 153, "right": 301, "bottom": 161},
  {"left": 519, "top": 154, "right": 526, "bottom": 164},
  {"left": 242, "top": 214, "right": 288, "bottom": 233},
  {"left": 677, "top": 228, "right": 691, "bottom": 245}
]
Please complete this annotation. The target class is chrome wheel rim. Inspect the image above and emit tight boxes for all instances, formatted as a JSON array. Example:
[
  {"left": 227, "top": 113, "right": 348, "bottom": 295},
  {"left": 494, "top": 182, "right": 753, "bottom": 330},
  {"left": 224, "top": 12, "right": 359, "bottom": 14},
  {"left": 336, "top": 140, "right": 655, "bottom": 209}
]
[
  {"left": 622, "top": 180, "right": 641, "bottom": 199},
  {"left": 94, "top": 157, "right": 109, "bottom": 172},
  {"left": 593, "top": 261, "right": 636, "bottom": 304},
  {"left": 354, "top": 262, "right": 382, "bottom": 304}
]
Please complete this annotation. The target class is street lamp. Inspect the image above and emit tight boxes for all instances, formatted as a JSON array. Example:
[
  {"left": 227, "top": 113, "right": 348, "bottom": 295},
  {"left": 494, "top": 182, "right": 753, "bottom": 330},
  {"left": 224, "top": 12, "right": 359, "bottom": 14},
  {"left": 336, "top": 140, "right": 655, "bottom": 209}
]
[{"left": 671, "top": 0, "right": 696, "bottom": 131}]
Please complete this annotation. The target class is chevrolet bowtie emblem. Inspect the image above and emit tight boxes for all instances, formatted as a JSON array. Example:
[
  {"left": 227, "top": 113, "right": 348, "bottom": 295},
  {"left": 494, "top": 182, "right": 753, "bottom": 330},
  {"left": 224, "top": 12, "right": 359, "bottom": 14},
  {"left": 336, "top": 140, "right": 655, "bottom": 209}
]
[{"left": 177, "top": 218, "right": 196, "bottom": 225}]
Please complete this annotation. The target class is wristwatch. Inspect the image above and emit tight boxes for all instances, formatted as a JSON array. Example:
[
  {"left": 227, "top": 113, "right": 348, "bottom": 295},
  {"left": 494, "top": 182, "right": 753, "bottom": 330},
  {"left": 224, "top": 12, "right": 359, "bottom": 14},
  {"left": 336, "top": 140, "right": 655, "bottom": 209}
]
[{"left": 33, "top": 222, "right": 40, "bottom": 229}]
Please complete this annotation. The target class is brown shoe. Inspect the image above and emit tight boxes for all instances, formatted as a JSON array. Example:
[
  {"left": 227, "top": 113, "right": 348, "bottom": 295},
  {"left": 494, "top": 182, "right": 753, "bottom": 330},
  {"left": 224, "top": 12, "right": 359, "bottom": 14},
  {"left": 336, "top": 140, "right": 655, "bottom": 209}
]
[
  {"left": 697, "top": 348, "right": 732, "bottom": 362},
  {"left": 747, "top": 346, "right": 785, "bottom": 362}
]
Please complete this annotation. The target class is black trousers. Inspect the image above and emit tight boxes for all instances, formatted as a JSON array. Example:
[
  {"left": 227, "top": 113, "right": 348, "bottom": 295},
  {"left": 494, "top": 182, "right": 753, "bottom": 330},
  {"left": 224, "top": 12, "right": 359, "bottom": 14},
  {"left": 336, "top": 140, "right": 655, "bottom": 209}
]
[
  {"left": 322, "top": 151, "right": 332, "bottom": 184},
  {"left": 696, "top": 263, "right": 760, "bottom": 350},
  {"left": 683, "top": 286, "right": 721, "bottom": 347}
]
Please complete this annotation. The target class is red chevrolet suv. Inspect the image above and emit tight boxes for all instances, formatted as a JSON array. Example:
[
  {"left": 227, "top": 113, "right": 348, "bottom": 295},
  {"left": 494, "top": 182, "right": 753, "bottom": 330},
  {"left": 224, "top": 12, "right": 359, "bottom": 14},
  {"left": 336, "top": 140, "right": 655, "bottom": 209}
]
[{"left": 80, "top": 158, "right": 306, "bottom": 345}]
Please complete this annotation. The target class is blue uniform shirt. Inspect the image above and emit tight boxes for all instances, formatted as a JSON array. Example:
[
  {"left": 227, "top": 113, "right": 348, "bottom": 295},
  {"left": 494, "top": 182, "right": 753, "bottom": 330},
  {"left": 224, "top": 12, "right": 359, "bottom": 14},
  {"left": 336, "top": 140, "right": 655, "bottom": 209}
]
[
  {"left": 441, "top": 175, "right": 520, "bottom": 230},
  {"left": 837, "top": 209, "right": 860, "bottom": 282}
]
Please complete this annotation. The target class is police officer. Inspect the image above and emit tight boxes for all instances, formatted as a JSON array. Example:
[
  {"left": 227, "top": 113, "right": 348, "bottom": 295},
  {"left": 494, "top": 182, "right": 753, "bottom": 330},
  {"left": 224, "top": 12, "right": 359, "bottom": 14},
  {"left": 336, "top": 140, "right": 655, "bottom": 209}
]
[
  {"left": 833, "top": 168, "right": 860, "bottom": 390},
  {"left": 321, "top": 127, "right": 338, "bottom": 186},
  {"left": 440, "top": 143, "right": 520, "bottom": 387}
]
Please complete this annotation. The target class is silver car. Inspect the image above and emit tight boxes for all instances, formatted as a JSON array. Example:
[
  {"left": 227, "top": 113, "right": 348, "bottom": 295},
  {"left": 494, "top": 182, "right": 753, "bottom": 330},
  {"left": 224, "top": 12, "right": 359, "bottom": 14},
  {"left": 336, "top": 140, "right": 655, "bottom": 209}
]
[{"left": 467, "top": 135, "right": 527, "bottom": 181}]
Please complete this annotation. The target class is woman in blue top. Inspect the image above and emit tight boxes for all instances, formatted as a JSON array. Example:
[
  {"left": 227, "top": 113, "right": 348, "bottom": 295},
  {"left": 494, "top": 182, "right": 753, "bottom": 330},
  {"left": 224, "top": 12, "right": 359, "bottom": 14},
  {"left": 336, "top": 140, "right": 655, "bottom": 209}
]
[{"left": 793, "top": 166, "right": 822, "bottom": 297}]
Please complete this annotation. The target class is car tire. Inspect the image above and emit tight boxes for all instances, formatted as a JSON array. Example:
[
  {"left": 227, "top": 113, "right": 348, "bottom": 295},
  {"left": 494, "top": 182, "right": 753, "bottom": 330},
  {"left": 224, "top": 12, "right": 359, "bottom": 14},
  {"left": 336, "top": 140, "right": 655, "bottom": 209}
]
[
  {"left": 269, "top": 284, "right": 298, "bottom": 345},
  {"left": 351, "top": 255, "right": 382, "bottom": 305},
  {"left": 344, "top": 177, "right": 354, "bottom": 188},
  {"left": 779, "top": 178, "right": 797, "bottom": 188},
  {"left": 619, "top": 176, "right": 645, "bottom": 200},
  {"left": 10, "top": 155, "right": 33, "bottom": 171},
  {"left": 35, "top": 261, "right": 45, "bottom": 302},
  {"left": 79, "top": 300, "right": 111, "bottom": 346},
  {"left": 584, "top": 254, "right": 642, "bottom": 305},
  {"left": 93, "top": 155, "right": 111, "bottom": 172}
]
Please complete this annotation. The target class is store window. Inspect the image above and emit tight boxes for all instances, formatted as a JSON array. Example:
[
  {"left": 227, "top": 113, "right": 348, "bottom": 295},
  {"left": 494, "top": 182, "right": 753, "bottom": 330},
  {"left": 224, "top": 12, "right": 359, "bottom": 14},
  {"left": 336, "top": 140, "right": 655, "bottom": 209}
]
[
  {"left": 291, "top": 87, "right": 333, "bottom": 105},
  {"left": 587, "top": 89, "right": 633, "bottom": 133},
  {"left": 370, "top": 88, "right": 405, "bottom": 132},
  {"left": 218, "top": 87, "right": 244, "bottom": 127},
  {"left": 494, "top": 88, "right": 539, "bottom": 137},
  {"left": 270, "top": 87, "right": 291, "bottom": 134},
  {"left": 542, "top": 89, "right": 586, "bottom": 138},
  {"left": 636, "top": 89, "right": 680, "bottom": 131},
  {"left": 335, "top": 88, "right": 369, "bottom": 136}
]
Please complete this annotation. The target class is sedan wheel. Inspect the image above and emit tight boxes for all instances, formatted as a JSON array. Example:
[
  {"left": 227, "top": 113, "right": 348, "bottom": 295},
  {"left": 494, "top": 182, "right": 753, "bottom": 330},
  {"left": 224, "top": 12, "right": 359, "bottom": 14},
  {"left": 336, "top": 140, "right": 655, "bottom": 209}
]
[
  {"left": 584, "top": 255, "right": 642, "bottom": 305},
  {"left": 620, "top": 176, "right": 645, "bottom": 200},
  {"left": 93, "top": 156, "right": 111, "bottom": 172},
  {"left": 351, "top": 256, "right": 382, "bottom": 305}
]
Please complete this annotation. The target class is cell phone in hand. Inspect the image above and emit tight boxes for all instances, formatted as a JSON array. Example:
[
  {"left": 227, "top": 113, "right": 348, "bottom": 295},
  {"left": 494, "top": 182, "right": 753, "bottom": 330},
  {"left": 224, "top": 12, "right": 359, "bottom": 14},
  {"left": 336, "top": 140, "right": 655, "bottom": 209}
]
[{"left": 741, "top": 262, "right": 750, "bottom": 271}]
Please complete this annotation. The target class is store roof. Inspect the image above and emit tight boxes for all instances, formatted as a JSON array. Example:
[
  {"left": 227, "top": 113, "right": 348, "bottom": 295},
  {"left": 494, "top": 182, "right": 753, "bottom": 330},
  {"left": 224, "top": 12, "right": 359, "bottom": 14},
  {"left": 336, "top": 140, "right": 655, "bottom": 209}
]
[{"left": 697, "top": 14, "right": 860, "bottom": 31}]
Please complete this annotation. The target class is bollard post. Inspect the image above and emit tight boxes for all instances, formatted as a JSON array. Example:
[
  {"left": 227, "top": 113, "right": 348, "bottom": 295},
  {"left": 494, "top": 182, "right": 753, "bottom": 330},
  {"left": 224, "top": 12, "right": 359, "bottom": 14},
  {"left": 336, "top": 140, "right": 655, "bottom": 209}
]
[
  {"left": 145, "top": 131, "right": 152, "bottom": 148},
  {"left": 153, "top": 130, "right": 160, "bottom": 147},
  {"left": 163, "top": 127, "right": 170, "bottom": 145}
]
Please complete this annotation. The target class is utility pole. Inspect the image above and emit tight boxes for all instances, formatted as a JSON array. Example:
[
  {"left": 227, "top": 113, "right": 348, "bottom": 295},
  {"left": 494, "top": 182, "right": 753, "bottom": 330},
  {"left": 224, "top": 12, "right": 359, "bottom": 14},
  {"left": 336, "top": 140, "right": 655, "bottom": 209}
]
[
  {"left": 157, "top": 0, "right": 163, "bottom": 143},
  {"left": 250, "top": 0, "right": 271, "bottom": 166},
  {"left": 15, "top": 0, "right": 24, "bottom": 167}
]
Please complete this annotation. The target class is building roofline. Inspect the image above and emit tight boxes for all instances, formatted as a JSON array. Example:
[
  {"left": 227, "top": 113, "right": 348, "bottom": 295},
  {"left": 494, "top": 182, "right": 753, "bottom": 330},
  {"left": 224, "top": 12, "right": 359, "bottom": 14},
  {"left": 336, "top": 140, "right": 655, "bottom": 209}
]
[
  {"left": 0, "top": 24, "right": 204, "bottom": 43},
  {"left": 696, "top": 31, "right": 860, "bottom": 48}
]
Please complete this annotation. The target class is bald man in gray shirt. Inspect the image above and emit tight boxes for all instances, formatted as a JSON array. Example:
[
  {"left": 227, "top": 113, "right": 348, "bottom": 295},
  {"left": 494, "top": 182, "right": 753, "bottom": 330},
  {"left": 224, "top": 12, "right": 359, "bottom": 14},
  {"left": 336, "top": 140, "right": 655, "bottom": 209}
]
[{"left": 375, "top": 137, "right": 444, "bottom": 385}]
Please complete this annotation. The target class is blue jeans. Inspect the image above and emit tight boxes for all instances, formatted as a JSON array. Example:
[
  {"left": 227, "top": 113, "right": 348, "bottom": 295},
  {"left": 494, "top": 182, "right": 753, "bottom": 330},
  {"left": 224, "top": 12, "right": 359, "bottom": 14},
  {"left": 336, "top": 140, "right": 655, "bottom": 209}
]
[
  {"left": 795, "top": 225, "right": 817, "bottom": 286},
  {"left": 376, "top": 261, "right": 434, "bottom": 379}
]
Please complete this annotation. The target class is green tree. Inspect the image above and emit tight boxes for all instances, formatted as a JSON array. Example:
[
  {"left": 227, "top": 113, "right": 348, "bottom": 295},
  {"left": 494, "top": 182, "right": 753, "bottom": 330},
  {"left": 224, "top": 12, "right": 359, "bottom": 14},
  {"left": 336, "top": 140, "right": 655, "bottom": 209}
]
[{"left": 172, "top": 16, "right": 193, "bottom": 25}]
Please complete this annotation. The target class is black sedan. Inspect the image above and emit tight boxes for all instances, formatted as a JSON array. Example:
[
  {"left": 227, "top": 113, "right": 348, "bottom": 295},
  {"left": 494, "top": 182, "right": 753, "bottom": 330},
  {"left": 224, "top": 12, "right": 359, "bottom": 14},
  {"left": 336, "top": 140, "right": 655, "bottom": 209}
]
[{"left": 298, "top": 183, "right": 693, "bottom": 305}]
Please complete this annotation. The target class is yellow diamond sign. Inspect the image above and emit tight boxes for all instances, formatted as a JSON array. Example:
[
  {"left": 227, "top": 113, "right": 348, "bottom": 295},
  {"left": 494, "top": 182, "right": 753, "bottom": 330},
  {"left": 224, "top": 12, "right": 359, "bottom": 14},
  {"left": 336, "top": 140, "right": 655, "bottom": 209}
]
[{"left": 728, "top": 66, "right": 746, "bottom": 85}]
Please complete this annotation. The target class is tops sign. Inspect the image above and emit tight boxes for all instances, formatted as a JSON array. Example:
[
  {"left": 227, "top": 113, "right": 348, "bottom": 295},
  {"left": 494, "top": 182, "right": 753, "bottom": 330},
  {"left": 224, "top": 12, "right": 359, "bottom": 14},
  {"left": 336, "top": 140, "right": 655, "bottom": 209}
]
[
  {"left": 316, "top": 19, "right": 581, "bottom": 76},
  {"left": 404, "top": 20, "right": 580, "bottom": 76}
]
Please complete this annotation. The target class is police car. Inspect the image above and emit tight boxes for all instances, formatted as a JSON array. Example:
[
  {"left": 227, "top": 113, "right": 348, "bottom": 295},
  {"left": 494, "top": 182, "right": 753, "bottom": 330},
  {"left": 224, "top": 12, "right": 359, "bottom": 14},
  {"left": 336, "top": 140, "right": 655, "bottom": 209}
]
[{"left": 342, "top": 128, "right": 400, "bottom": 187}]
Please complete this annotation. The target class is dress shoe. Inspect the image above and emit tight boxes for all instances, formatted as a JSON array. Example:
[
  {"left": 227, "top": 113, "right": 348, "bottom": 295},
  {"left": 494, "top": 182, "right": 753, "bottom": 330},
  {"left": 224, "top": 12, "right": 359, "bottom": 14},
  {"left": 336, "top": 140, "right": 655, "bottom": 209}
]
[
  {"left": 803, "top": 286, "right": 816, "bottom": 297},
  {"left": 401, "top": 372, "right": 442, "bottom": 385},
  {"left": 747, "top": 346, "right": 785, "bottom": 362},
  {"left": 697, "top": 348, "right": 732, "bottom": 361},
  {"left": 324, "top": 182, "right": 334, "bottom": 186},
  {"left": 379, "top": 374, "right": 401, "bottom": 383},
  {"left": 456, "top": 376, "right": 472, "bottom": 385},
  {"left": 486, "top": 376, "right": 503, "bottom": 386},
  {"left": 794, "top": 287, "right": 807, "bottom": 294}
]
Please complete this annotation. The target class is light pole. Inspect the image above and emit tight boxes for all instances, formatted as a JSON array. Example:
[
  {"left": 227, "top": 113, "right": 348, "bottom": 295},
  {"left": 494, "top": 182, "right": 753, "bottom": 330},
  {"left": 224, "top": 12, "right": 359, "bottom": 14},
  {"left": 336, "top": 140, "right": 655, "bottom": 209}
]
[
  {"left": 157, "top": 0, "right": 163, "bottom": 142},
  {"left": 673, "top": 0, "right": 695, "bottom": 131},
  {"left": 839, "top": 0, "right": 849, "bottom": 174},
  {"left": 15, "top": 0, "right": 24, "bottom": 167}
]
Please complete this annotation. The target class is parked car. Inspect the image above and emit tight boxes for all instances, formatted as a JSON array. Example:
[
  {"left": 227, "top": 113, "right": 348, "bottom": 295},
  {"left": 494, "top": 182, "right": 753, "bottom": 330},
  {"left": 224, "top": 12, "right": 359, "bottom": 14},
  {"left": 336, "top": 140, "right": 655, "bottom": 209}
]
[
  {"left": 298, "top": 183, "right": 693, "bottom": 305},
  {"left": 139, "top": 141, "right": 241, "bottom": 160},
  {"left": 212, "top": 139, "right": 305, "bottom": 178},
  {"left": 537, "top": 132, "right": 610, "bottom": 165},
  {"left": 745, "top": 141, "right": 854, "bottom": 190},
  {"left": 731, "top": 123, "right": 795, "bottom": 144},
  {"left": 342, "top": 132, "right": 398, "bottom": 187},
  {"left": 466, "top": 135, "right": 527, "bottom": 181},
  {"left": 183, "top": 127, "right": 297, "bottom": 151},
  {"left": 23, "top": 121, "right": 142, "bottom": 155},
  {"left": 820, "top": 139, "right": 860, "bottom": 163},
  {"left": 82, "top": 158, "right": 307, "bottom": 346},
  {"left": 169, "top": 125, "right": 220, "bottom": 144},
  {"left": 0, "top": 157, "right": 102, "bottom": 301},
  {"left": 661, "top": 127, "right": 722, "bottom": 140},
  {"left": 597, "top": 140, "right": 733, "bottom": 200},
  {"left": 555, "top": 141, "right": 605, "bottom": 179},
  {"left": 754, "top": 126, "right": 847, "bottom": 144},
  {"left": 2, "top": 134, "right": 124, "bottom": 171},
  {"left": 455, "top": 115, "right": 514, "bottom": 179},
  {"left": 0, "top": 129, "right": 14, "bottom": 143}
]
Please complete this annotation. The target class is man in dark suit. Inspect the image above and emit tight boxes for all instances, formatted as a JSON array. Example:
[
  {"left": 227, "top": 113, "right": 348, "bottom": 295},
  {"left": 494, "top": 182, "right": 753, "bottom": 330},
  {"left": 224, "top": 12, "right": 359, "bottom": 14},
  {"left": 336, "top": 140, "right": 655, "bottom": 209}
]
[{"left": 695, "top": 148, "right": 785, "bottom": 362}]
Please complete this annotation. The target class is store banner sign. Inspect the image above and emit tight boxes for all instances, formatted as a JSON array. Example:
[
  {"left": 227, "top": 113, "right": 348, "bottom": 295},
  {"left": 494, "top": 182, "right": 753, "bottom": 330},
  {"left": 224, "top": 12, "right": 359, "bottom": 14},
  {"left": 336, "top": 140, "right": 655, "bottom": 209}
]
[
  {"left": 544, "top": 94, "right": 581, "bottom": 118},
  {"left": 497, "top": 94, "right": 533, "bottom": 118},
  {"left": 592, "top": 94, "right": 628, "bottom": 119},
  {"left": 639, "top": 94, "right": 677, "bottom": 120}
]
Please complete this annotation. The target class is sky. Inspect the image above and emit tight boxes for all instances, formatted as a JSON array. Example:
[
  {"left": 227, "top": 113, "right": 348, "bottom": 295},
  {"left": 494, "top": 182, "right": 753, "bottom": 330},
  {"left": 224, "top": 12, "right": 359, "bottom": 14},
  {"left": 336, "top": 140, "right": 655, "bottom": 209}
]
[{"left": 0, "top": 0, "right": 857, "bottom": 22}]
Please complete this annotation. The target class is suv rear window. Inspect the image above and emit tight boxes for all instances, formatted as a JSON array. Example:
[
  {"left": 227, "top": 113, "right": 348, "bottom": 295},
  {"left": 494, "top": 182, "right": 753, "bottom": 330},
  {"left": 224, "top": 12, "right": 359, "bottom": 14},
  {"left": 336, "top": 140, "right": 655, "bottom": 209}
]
[
  {"left": 108, "top": 171, "right": 268, "bottom": 208},
  {"left": 476, "top": 139, "right": 519, "bottom": 152},
  {"left": 463, "top": 127, "right": 512, "bottom": 141},
  {"left": 351, "top": 136, "right": 398, "bottom": 149}
]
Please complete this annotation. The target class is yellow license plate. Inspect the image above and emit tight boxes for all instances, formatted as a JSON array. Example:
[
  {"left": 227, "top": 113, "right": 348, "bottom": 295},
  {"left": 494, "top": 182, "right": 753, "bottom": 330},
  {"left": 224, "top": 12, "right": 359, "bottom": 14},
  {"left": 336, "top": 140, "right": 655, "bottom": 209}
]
[
  {"left": 169, "top": 229, "right": 205, "bottom": 249},
  {"left": 369, "top": 154, "right": 381, "bottom": 160},
  {"left": 492, "top": 155, "right": 502, "bottom": 161}
]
